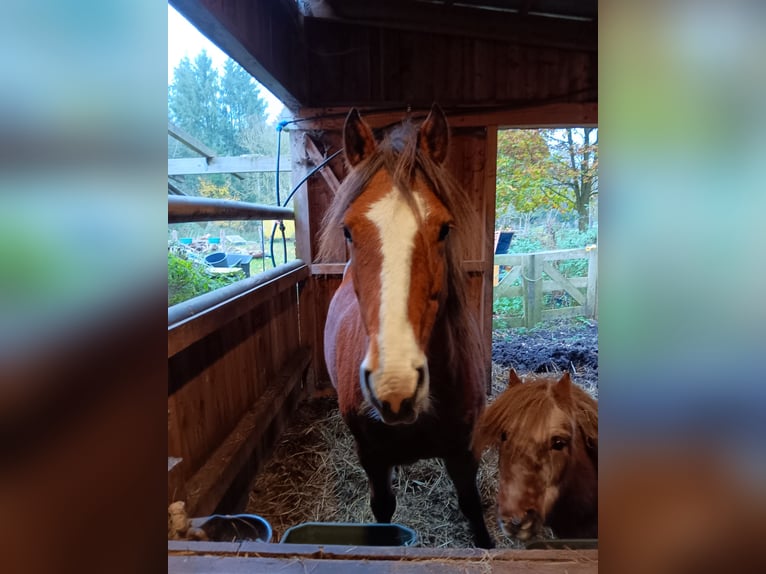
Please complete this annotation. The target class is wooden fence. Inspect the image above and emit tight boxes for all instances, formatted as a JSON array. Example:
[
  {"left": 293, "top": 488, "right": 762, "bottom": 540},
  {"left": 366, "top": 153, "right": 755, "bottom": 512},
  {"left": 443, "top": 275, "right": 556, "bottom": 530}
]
[{"left": 493, "top": 246, "right": 597, "bottom": 328}]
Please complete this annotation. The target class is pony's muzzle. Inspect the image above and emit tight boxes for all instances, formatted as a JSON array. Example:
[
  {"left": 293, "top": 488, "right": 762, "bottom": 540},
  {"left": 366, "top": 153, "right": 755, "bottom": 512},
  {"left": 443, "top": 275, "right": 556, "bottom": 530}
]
[{"left": 500, "top": 509, "right": 541, "bottom": 540}]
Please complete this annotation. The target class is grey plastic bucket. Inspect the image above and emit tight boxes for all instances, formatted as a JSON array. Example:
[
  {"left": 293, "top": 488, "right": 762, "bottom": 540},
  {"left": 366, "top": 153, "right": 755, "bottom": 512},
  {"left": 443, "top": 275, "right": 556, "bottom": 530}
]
[
  {"left": 204, "top": 252, "right": 227, "bottom": 267},
  {"left": 197, "top": 514, "right": 272, "bottom": 543}
]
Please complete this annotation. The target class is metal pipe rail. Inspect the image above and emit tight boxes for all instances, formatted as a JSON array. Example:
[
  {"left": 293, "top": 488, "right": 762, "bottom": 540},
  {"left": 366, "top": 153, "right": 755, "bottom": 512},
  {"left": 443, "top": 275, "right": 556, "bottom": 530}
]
[{"left": 168, "top": 195, "right": 294, "bottom": 223}]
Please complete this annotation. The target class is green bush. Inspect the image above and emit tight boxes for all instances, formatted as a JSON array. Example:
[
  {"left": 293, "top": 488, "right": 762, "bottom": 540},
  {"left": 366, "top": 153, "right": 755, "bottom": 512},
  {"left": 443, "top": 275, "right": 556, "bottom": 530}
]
[
  {"left": 555, "top": 227, "right": 597, "bottom": 250},
  {"left": 555, "top": 227, "right": 597, "bottom": 277},
  {"left": 508, "top": 236, "right": 544, "bottom": 253},
  {"left": 168, "top": 252, "right": 240, "bottom": 306},
  {"left": 493, "top": 296, "right": 523, "bottom": 317}
]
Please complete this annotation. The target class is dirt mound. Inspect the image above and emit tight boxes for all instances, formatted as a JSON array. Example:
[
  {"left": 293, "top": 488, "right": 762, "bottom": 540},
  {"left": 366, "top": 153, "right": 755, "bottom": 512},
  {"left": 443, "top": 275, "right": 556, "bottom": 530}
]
[{"left": 492, "top": 319, "right": 598, "bottom": 397}]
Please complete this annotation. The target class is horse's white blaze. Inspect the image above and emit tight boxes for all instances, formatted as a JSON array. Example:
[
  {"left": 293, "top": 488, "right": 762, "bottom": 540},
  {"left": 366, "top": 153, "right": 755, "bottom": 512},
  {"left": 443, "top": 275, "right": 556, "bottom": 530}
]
[{"left": 361, "top": 186, "right": 429, "bottom": 411}]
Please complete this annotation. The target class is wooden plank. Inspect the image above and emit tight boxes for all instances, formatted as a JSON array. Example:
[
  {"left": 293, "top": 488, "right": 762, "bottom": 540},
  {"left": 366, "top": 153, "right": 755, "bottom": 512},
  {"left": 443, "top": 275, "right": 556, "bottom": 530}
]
[
  {"left": 304, "top": 135, "right": 341, "bottom": 193},
  {"left": 183, "top": 348, "right": 311, "bottom": 517},
  {"left": 171, "top": 541, "right": 598, "bottom": 561},
  {"left": 481, "top": 126, "right": 498, "bottom": 392},
  {"left": 168, "top": 262, "right": 308, "bottom": 358},
  {"left": 170, "top": 0, "right": 305, "bottom": 109},
  {"left": 168, "top": 155, "right": 291, "bottom": 176},
  {"left": 542, "top": 261, "right": 587, "bottom": 306},
  {"left": 170, "top": 555, "right": 597, "bottom": 573},
  {"left": 522, "top": 253, "right": 543, "bottom": 328},
  {"left": 311, "top": 0, "right": 596, "bottom": 52},
  {"left": 496, "top": 266, "right": 521, "bottom": 289},
  {"left": 168, "top": 122, "right": 217, "bottom": 159},
  {"left": 585, "top": 245, "right": 598, "bottom": 318},
  {"left": 290, "top": 129, "right": 314, "bottom": 263},
  {"left": 311, "top": 263, "right": 347, "bottom": 275},
  {"left": 294, "top": 103, "right": 598, "bottom": 131},
  {"left": 494, "top": 248, "right": 587, "bottom": 266},
  {"left": 168, "top": 547, "right": 597, "bottom": 573},
  {"left": 311, "top": 261, "right": 485, "bottom": 275}
]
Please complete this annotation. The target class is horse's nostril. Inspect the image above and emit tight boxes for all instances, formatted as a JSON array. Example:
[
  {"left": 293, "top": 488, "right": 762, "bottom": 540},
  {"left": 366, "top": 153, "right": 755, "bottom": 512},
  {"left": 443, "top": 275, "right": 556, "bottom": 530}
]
[
  {"left": 416, "top": 366, "right": 426, "bottom": 390},
  {"left": 399, "top": 397, "right": 414, "bottom": 417},
  {"left": 525, "top": 509, "right": 537, "bottom": 520},
  {"left": 363, "top": 369, "right": 372, "bottom": 389}
]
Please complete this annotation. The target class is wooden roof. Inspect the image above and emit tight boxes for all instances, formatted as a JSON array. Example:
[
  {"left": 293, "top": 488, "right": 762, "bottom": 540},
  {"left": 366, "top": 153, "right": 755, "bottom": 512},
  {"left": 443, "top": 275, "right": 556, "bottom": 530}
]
[{"left": 170, "top": 0, "right": 596, "bottom": 120}]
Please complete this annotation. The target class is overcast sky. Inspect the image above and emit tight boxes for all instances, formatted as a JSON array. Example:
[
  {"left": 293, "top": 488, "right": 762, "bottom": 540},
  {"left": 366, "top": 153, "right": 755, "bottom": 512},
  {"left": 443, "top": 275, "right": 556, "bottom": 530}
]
[{"left": 167, "top": 4, "right": 285, "bottom": 123}]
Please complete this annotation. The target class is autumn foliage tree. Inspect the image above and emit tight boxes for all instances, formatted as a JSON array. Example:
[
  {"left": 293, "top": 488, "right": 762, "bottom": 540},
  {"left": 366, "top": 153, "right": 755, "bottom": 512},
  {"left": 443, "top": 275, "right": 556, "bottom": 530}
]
[{"left": 496, "top": 128, "right": 598, "bottom": 232}]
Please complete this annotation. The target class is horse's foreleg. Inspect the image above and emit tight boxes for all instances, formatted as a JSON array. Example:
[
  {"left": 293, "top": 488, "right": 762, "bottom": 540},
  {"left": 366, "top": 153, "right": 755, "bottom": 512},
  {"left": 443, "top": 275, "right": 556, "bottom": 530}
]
[
  {"left": 444, "top": 453, "right": 494, "bottom": 549},
  {"left": 360, "top": 457, "right": 396, "bottom": 523}
]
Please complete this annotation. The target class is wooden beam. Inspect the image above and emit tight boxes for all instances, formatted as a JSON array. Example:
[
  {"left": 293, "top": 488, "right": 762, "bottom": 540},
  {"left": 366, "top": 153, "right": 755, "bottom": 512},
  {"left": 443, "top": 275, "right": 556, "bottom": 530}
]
[
  {"left": 183, "top": 348, "right": 311, "bottom": 517},
  {"left": 316, "top": 0, "right": 596, "bottom": 52},
  {"left": 168, "top": 122, "right": 217, "bottom": 159},
  {"left": 310, "top": 261, "right": 485, "bottom": 276},
  {"left": 294, "top": 103, "right": 598, "bottom": 131},
  {"left": 304, "top": 135, "right": 341, "bottom": 193},
  {"left": 168, "top": 261, "right": 309, "bottom": 357},
  {"left": 168, "top": 196, "right": 294, "bottom": 224},
  {"left": 168, "top": 544, "right": 598, "bottom": 573},
  {"left": 168, "top": 155, "right": 290, "bottom": 176},
  {"left": 170, "top": 0, "right": 306, "bottom": 109}
]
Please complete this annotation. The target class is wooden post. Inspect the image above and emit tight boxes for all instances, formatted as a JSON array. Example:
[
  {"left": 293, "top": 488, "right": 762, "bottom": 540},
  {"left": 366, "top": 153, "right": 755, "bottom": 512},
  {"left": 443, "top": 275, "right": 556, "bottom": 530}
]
[
  {"left": 585, "top": 245, "right": 598, "bottom": 319},
  {"left": 522, "top": 253, "right": 543, "bottom": 328}
]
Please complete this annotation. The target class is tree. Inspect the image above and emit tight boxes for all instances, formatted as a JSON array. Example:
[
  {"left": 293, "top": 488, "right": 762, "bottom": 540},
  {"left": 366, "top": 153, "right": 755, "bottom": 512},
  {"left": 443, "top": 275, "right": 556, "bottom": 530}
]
[
  {"left": 544, "top": 128, "right": 598, "bottom": 231},
  {"left": 495, "top": 128, "right": 599, "bottom": 232},
  {"left": 220, "top": 59, "right": 269, "bottom": 155},
  {"left": 168, "top": 51, "right": 228, "bottom": 153},
  {"left": 168, "top": 51, "right": 277, "bottom": 203},
  {"left": 495, "top": 130, "right": 554, "bottom": 229}
]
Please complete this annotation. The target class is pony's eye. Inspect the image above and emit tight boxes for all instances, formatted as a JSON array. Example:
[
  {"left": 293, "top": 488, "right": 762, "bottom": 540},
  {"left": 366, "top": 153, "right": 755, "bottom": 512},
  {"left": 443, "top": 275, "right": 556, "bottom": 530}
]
[
  {"left": 551, "top": 436, "right": 569, "bottom": 451},
  {"left": 343, "top": 226, "right": 353, "bottom": 243},
  {"left": 500, "top": 431, "right": 508, "bottom": 442},
  {"left": 438, "top": 223, "right": 451, "bottom": 241}
]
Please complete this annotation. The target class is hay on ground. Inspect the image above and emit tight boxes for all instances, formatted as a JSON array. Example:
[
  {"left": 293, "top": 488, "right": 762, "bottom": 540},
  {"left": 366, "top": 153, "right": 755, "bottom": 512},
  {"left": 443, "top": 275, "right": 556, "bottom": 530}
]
[{"left": 246, "top": 363, "right": 570, "bottom": 548}]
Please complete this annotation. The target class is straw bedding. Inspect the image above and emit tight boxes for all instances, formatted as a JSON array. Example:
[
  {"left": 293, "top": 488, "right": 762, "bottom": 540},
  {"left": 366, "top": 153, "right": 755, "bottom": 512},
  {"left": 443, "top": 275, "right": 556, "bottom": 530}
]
[{"left": 247, "top": 320, "right": 598, "bottom": 547}]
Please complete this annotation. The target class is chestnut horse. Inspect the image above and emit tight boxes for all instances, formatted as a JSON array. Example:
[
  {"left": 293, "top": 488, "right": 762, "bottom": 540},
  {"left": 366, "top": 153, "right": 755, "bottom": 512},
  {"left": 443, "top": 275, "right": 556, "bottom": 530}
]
[
  {"left": 320, "top": 105, "right": 492, "bottom": 548},
  {"left": 474, "top": 370, "right": 598, "bottom": 541}
]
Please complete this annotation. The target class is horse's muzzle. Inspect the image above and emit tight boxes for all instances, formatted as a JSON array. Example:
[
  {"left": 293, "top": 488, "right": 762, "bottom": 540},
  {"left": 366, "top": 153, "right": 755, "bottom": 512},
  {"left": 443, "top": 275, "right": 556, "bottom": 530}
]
[{"left": 363, "top": 366, "right": 427, "bottom": 425}]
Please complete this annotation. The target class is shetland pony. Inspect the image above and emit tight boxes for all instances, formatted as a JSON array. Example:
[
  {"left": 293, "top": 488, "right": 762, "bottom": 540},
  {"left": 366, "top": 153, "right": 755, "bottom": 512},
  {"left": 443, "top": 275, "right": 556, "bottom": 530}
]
[
  {"left": 320, "top": 105, "right": 492, "bottom": 548},
  {"left": 474, "top": 370, "right": 598, "bottom": 540}
]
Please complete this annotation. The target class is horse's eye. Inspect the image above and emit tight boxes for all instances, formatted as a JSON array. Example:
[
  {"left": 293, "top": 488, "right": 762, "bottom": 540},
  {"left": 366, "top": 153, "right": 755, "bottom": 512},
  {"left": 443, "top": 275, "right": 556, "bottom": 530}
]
[
  {"left": 551, "top": 436, "right": 569, "bottom": 451},
  {"left": 438, "top": 223, "right": 451, "bottom": 241},
  {"left": 500, "top": 431, "right": 508, "bottom": 442},
  {"left": 343, "top": 226, "right": 353, "bottom": 243}
]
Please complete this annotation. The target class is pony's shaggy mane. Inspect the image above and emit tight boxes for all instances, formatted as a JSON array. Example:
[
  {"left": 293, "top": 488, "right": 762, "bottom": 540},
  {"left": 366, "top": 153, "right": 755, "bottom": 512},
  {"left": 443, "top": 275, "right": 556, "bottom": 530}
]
[{"left": 474, "top": 374, "right": 598, "bottom": 455}]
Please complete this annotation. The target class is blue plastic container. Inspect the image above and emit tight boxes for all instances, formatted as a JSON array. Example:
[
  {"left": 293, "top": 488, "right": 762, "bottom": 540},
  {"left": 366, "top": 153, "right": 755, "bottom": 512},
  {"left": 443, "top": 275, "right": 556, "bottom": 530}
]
[
  {"left": 204, "top": 252, "right": 227, "bottom": 267},
  {"left": 280, "top": 522, "right": 417, "bottom": 547},
  {"left": 179, "top": 237, "right": 193, "bottom": 245},
  {"left": 208, "top": 237, "right": 221, "bottom": 245}
]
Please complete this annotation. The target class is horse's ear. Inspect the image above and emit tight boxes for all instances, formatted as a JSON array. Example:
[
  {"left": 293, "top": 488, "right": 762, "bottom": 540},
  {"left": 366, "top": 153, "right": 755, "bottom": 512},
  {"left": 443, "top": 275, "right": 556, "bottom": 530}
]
[
  {"left": 418, "top": 103, "right": 450, "bottom": 165},
  {"left": 344, "top": 108, "right": 376, "bottom": 167},
  {"left": 552, "top": 371, "right": 573, "bottom": 405},
  {"left": 508, "top": 369, "right": 523, "bottom": 387}
]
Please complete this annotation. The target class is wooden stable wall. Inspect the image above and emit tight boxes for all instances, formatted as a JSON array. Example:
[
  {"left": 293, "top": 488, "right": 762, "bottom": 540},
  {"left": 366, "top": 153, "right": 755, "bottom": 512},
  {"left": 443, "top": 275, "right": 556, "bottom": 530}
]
[
  {"left": 168, "top": 262, "right": 312, "bottom": 516},
  {"left": 290, "top": 112, "right": 498, "bottom": 391},
  {"left": 171, "top": 0, "right": 596, "bottom": 111}
]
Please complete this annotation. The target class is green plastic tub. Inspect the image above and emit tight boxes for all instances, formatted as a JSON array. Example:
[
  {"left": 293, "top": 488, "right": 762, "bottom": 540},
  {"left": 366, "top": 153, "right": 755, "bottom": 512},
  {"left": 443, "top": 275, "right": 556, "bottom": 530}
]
[{"left": 280, "top": 522, "right": 417, "bottom": 547}]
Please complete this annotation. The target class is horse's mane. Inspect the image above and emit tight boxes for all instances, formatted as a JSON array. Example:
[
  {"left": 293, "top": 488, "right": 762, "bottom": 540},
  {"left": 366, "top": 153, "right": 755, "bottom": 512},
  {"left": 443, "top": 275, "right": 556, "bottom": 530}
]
[
  {"left": 318, "top": 120, "right": 485, "bottom": 383},
  {"left": 474, "top": 374, "right": 598, "bottom": 455}
]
